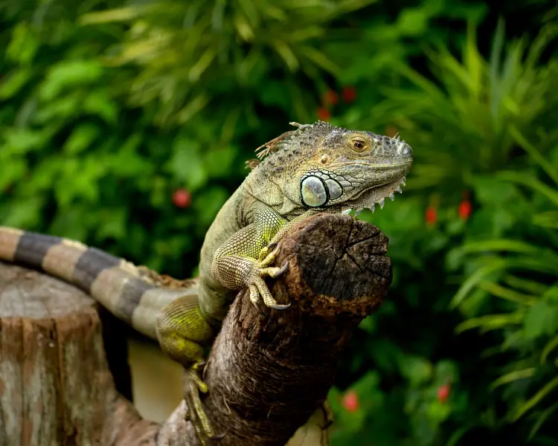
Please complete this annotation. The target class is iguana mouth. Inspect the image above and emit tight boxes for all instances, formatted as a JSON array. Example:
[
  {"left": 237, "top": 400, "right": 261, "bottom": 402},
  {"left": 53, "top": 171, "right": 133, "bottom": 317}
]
[{"left": 341, "top": 175, "right": 407, "bottom": 217}]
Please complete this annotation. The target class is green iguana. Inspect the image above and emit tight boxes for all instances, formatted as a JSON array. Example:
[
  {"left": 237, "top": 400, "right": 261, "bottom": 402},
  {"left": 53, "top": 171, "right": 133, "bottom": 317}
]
[{"left": 0, "top": 121, "right": 413, "bottom": 443}]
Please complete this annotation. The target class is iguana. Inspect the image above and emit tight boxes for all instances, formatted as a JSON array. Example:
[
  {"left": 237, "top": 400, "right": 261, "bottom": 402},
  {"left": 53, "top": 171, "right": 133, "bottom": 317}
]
[{"left": 0, "top": 121, "right": 413, "bottom": 443}]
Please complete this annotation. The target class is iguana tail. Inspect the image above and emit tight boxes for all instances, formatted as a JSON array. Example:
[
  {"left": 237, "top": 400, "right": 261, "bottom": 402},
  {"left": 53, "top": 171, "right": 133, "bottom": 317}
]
[{"left": 0, "top": 226, "right": 197, "bottom": 340}]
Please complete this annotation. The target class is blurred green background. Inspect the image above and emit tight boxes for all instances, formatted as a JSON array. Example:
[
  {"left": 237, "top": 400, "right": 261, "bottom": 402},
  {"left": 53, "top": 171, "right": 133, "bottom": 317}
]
[{"left": 1, "top": 0, "right": 558, "bottom": 444}]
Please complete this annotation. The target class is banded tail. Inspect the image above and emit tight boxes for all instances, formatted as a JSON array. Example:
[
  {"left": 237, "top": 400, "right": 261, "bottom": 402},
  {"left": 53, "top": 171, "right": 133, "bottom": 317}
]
[{"left": 0, "top": 227, "right": 197, "bottom": 339}]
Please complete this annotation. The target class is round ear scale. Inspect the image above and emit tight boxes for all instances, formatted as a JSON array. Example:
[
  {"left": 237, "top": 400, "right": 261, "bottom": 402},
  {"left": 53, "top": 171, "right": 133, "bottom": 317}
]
[
  {"left": 300, "top": 176, "right": 328, "bottom": 207},
  {"left": 300, "top": 175, "right": 344, "bottom": 208}
]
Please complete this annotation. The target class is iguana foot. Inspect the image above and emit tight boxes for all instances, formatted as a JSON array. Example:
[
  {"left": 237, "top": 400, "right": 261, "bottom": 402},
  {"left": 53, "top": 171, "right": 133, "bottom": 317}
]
[
  {"left": 247, "top": 244, "right": 290, "bottom": 310},
  {"left": 183, "top": 362, "right": 225, "bottom": 444}
]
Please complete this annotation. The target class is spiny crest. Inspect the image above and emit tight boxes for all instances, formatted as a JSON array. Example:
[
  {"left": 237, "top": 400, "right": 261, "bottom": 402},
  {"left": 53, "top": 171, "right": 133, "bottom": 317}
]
[{"left": 253, "top": 121, "right": 335, "bottom": 161}]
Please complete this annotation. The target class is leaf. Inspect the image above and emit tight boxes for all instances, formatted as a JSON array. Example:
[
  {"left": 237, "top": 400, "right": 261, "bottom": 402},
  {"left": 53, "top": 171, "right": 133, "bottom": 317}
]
[
  {"left": 272, "top": 40, "right": 299, "bottom": 71},
  {"left": 510, "top": 126, "right": 558, "bottom": 185},
  {"left": 3, "top": 128, "right": 49, "bottom": 154},
  {"left": 452, "top": 257, "right": 558, "bottom": 309},
  {"left": 541, "top": 336, "right": 558, "bottom": 364},
  {"left": 83, "top": 91, "right": 118, "bottom": 124},
  {"left": 504, "top": 274, "right": 549, "bottom": 295},
  {"left": 398, "top": 355, "right": 433, "bottom": 386},
  {"left": 396, "top": 8, "right": 427, "bottom": 36},
  {"left": 169, "top": 140, "right": 206, "bottom": 191},
  {"left": 63, "top": 124, "right": 99, "bottom": 155},
  {"left": 528, "top": 402, "right": 558, "bottom": 440},
  {"left": 7, "top": 23, "right": 39, "bottom": 64},
  {"left": 299, "top": 46, "right": 339, "bottom": 76},
  {"left": 510, "top": 376, "right": 558, "bottom": 421},
  {"left": 472, "top": 176, "right": 518, "bottom": 206},
  {"left": 0, "top": 69, "right": 32, "bottom": 100},
  {"left": 498, "top": 171, "right": 558, "bottom": 207},
  {"left": 478, "top": 280, "right": 537, "bottom": 305},
  {"left": 451, "top": 259, "right": 507, "bottom": 308},
  {"left": 0, "top": 197, "right": 44, "bottom": 227},
  {"left": 458, "top": 239, "right": 539, "bottom": 255},
  {"left": 188, "top": 48, "right": 216, "bottom": 82},
  {"left": 40, "top": 61, "right": 104, "bottom": 101},
  {"left": 455, "top": 312, "right": 523, "bottom": 334},
  {"left": 79, "top": 6, "right": 145, "bottom": 24},
  {"left": 358, "top": 316, "right": 376, "bottom": 334},
  {"left": 176, "top": 95, "right": 209, "bottom": 124},
  {"left": 524, "top": 302, "right": 558, "bottom": 340},
  {"left": 490, "top": 368, "right": 535, "bottom": 390},
  {"left": 533, "top": 211, "right": 558, "bottom": 229}
]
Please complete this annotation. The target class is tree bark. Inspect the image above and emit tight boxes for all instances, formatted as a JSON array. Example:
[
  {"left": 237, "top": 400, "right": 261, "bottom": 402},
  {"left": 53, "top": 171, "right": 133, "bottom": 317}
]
[
  {"left": 156, "top": 213, "right": 392, "bottom": 445},
  {"left": 0, "top": 261, "right": 158, "bottom": 445},
  {"left": 0, "top": 213, "right": 391, "bottom": 445}
]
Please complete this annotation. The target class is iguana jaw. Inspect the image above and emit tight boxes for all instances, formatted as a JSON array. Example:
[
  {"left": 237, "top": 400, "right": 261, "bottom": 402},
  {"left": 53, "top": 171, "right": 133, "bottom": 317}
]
[{"left": 338, "top": 174, "right": 408, "bottom": 216}]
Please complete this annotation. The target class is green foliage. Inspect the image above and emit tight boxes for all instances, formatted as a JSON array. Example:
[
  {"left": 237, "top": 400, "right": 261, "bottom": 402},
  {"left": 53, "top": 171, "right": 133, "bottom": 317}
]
[
  {"left": 1, "top": 0, "right": 558, "bottom": 445},
  {"left": 449, "top": 141, "right": 558, "bottom": 433},
  {"left": 79, "top": 0, "right": 377, "bottom": 126}
]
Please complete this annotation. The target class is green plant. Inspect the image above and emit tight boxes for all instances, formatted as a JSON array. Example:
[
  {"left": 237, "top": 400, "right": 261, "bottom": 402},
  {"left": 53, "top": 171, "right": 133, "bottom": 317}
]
[
  {"left": 78, "top": 0, "right": 377, "bottom": 128},
  {"left": 356, "top": 21, "right": 558, "bottom": 194},
  {"left": 449, "top": 135, "right": 558, "bottom": 437}
]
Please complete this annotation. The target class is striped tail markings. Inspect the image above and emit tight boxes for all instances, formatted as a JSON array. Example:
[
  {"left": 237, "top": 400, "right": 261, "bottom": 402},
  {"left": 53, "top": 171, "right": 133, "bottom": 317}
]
[{"left": 0, "top": 228, "right": 194, "bottom": 340}]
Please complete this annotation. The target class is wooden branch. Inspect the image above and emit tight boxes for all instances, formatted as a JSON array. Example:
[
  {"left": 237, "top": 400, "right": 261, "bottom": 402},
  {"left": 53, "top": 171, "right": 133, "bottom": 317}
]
[
  {"left": 157, "top": 213, "right": 392, "bottom": 445},
  {"left": 0, "top": 214, "right": 391, "bottom": 445}
]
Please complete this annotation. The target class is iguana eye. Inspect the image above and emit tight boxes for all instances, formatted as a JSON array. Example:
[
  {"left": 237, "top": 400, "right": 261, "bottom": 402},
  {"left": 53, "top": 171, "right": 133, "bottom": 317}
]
[{"left": 350, "top": 137, "right": 368, "bottom": 152}]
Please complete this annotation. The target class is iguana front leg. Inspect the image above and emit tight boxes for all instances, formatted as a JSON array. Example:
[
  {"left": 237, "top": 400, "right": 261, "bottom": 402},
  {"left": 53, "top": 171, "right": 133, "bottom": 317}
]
[
  {"left": 256, "top": 209, "right": 320, "bottom": 263},
  {"left": 211, "top": 207, "right": 291, "bottom": 309}
]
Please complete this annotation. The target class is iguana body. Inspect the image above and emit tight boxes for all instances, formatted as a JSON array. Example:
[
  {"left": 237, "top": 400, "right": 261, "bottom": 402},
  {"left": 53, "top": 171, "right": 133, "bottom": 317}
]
[{"left": 0, "top": 121, "right": 413, "bottom": 443}]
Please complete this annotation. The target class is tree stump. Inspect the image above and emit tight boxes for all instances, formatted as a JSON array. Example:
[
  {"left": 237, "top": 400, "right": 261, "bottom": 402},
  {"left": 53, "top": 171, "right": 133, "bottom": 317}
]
[
  {"left": 0, "top": 214, "right": 392, "bottom": 446},
  {"left": 0, "top": 261, "right": 159, "bottom": 445}
]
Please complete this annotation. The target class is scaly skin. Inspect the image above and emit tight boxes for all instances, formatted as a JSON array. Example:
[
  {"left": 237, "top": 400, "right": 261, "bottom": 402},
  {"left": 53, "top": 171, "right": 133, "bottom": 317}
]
[
  {"left": 156, "top": 120, "right": 413, "bottom": 441},
  {"left": 0, "top": 121, "right": 413, "bottom": 444}
]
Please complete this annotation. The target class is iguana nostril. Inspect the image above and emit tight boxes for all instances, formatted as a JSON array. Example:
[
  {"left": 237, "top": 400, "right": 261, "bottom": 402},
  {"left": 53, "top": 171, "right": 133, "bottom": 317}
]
[{"left": 398, "top": 143, "right": 412, "bottom": 156}]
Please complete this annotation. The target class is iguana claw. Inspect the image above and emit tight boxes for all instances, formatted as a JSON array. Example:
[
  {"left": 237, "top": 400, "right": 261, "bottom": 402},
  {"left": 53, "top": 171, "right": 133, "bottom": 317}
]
[
  {"left": 271, "top": 260, "right": 289, "bottom": 278},
  {"left": 270, "top": 302, "right": 291, "bottom": 310}
]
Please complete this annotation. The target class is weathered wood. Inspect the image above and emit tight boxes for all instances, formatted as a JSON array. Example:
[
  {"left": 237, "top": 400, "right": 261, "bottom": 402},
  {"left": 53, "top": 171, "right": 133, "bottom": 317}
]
[
  {"left": 0, "top": 262, "right": 158, "bottom": 445},
  {"left": 0, "top": 214, "right": 391, "bottom": 446}
]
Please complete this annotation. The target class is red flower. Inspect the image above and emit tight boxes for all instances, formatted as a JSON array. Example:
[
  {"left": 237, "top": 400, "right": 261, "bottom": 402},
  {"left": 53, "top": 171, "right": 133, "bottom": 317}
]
[
  {"left": 458, "top": 200, "right": 472, "bottom": 220},
  {"left": 425, "top": 206, "right": 437, "bottom": 226},
  {"left": 342, "top": 389, "right": 359, "bottom": 413},
  {"left": 437, "top": 383, "right": 451, "bottom": 403},
  {"left": 317, "top": 107, "right": 331, "bottom": 121},
  {"left": 342, "top": 86, "right": 357, "bottom": 103},
  {"left": 458, "top": 191, "right": 472, "bottom": 220},
  {"left": 172, "top": 188, "right": 191, "bottom": 208},
  {"left": 324, "top": 90, "right": 339, "bottom": 105}
]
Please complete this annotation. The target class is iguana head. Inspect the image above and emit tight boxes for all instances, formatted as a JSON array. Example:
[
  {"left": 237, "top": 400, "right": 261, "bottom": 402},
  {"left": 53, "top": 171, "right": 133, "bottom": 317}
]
[{"left": 251, "top": 121, "right": 413, "bottom": 216}]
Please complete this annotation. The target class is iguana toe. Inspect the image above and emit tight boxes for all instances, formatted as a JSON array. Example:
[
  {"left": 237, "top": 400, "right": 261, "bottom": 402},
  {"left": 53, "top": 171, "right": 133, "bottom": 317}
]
[
  {"left": 183, "top": 364, "right": 224, "bottom": 444},
  {"left": 248, "top": 271, "right": 290, "bottom": 310},
  {"left": 258, "top": 243, "right": 281, "bottom": 266},
  {"left": 270, "top": 261, "right": 289, "bottom": 278}
]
